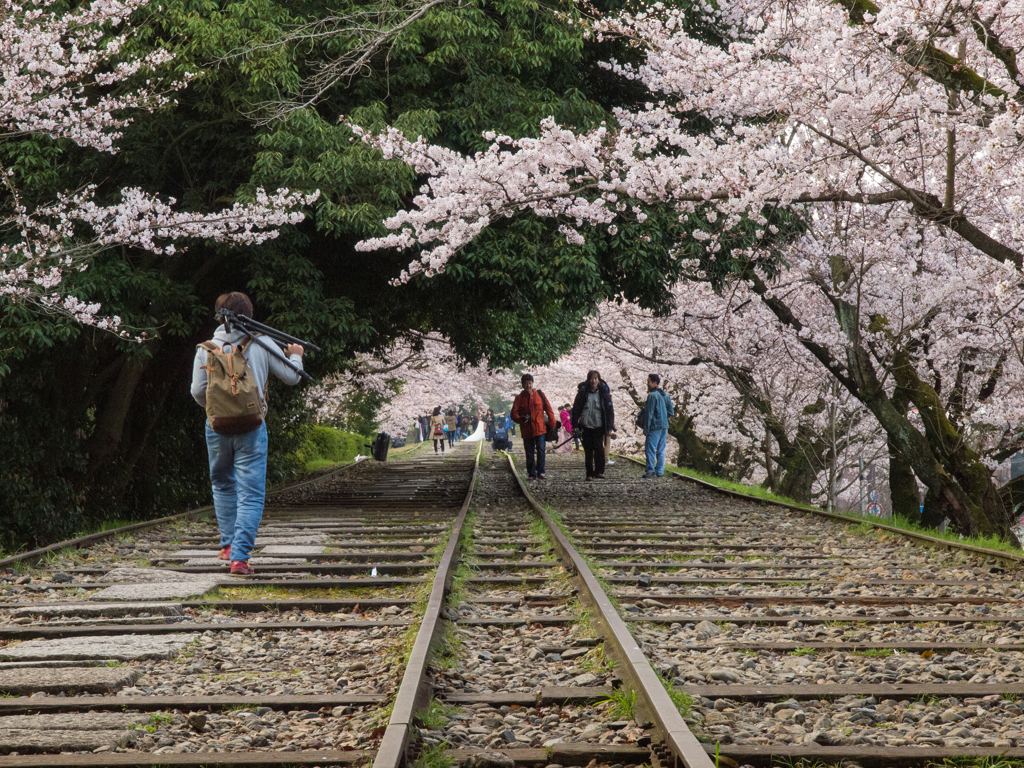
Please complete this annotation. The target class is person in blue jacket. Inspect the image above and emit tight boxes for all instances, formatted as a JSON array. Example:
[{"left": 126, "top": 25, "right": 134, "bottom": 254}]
[{"left": 641, "top": 373, "right": 674, "bottom": 478}]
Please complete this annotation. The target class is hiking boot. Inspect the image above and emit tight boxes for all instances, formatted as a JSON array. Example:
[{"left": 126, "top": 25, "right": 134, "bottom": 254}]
[
  {"left": 218, "top": 546, "right": 231, "bottom": 561},
  {"left": 643, "top": 472, "right": 656, "bottom": 479},
  {"left": 230, "top": 560, "right": 255, "bottom": 575}
]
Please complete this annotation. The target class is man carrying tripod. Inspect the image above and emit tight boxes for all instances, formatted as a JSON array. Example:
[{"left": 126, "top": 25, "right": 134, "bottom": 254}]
[{"left": 191, "top": 292, "right": 307, "bottom": 575}]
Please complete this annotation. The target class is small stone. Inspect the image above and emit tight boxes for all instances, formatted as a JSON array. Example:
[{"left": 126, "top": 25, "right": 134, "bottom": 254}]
[
  {"left": 805, "top": 731, "right": 830, "bottom": 745},
  {"left": 940, "top": 708, "right": 965, "bottom": 723},
  {"left": 475, "top": 751, "right": 516, "bottom": 768},
  {"left": 572, "top": 672, "right": 600, "bottom": 686},
  {"left": 347, "top": 662, "right": 367, "bottom": 672},
  {"left": 695, "top": 621, "right": 722, "bottom": 637},
  {"left": 708, "top": 668, "right": 742, "bottom": 683},
  {"left": 52, "top": 572, "right": 73, "bottom": 583}
]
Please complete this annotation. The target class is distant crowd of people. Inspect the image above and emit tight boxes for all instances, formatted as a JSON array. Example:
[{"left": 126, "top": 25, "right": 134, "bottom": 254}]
[
  {"left": 414, "top": 370, "right": 674, "bottom": 480},
  {"left": 416, "top": 406, "right": 517, "bottom": 454},
  {"left": 510, "top": 370, "right": 674, "bottom": 482}
]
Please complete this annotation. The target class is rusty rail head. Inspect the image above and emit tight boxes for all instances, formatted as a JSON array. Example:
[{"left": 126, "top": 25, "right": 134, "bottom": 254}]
[
  {"left": 0, "top": 458, "right": 367, "bottom": 570},
  {"left": 503, "top": 454, "right": 715, "bottom": 768},
  {"left": 372, "top": 442, "right": 483, "bottom": 768},
  {"left": 619, "top": 455, "right": 1024, "bottom": 564}
]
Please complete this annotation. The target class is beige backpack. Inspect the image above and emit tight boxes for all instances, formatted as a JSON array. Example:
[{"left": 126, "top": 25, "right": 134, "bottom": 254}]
[{"left": 198, "top": 338, "right": 266, "bottom": 435}]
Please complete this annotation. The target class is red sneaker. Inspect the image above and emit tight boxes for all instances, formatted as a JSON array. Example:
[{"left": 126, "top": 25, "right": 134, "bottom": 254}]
[
  {"left": 218, "top": 546, "right": 231, "bottom": 561},
  {"left": 230, "top": 560, "right": 255, "bottom": 575}
]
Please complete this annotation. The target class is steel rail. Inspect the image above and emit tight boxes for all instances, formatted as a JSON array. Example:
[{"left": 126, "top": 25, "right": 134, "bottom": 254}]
[
  {"left": 504, "top": 453, "right": 716, "bottom": 768},
  {"left": 621, "top": 455, "right": 1024, "bottom": 563},
  {"left": 372, "top": 441, "right": 483, "bottom": 768},
  {"left": 0, "top": 455, "right": 372, "bottom": 570}
]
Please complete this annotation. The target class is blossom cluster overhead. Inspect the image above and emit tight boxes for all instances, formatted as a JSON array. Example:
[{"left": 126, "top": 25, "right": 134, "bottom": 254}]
[
  {"left": 353, "top": 0, "right": 1024, "bottom": 279},
  {"left": 1, "top": 0, "right": 318, "bottom": 332}
]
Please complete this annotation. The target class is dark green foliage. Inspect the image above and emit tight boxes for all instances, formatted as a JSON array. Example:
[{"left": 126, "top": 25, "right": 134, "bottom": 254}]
[
  {"left": 0, "top": 0, "right": 765, "bottom": 548},
  {"left": 296, "top": 426, "right": 366, "bottom": 468}
]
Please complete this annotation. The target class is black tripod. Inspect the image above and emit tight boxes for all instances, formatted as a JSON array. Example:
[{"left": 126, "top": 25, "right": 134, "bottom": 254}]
[{"left": 217, "top": 308, "right": 319, "bottom": 383}]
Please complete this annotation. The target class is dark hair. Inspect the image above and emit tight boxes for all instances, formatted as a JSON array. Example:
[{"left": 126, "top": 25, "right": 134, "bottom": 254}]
[
  {"left": 432, "top": 406, "right": 441, "bottom": 416},
  {"left": 215, "top": 292, "right": 253, "bottom": 319},
  {"left": 521, "top": 373, "right": 534, "bottom": 385},
  {"left": 562, "top": 403, "right": 571, "bottom": 411},
  {"left": 587, "top": 370, "right": 601, "bottom": 382},
  {"left": 648, "top": 373, "right": 661, "bottom": 385}
]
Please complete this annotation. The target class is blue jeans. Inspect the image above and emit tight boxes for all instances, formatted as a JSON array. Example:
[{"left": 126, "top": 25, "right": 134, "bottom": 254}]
[
  {"left": 205, "top": 422, "right": 268, "bottom": 562},
  {"left": 524, "top": 434, "right": 546, "bottom": 477},
  {"left": 645, "top": 428, "right": 668, "bottom": 476}
]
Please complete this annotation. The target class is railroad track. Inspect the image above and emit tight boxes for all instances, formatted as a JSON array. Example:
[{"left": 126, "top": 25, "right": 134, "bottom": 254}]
[
  {"left": 3, "top": 436, "right": 1024, "bottom": 768},
  {"left": 511, "top": 442, "right": 1024, "bottom": 767}
]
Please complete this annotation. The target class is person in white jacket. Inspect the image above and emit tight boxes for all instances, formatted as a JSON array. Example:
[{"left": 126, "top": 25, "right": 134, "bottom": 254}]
[{"left": 191, "top": 292, "right": 304, "bottom": 575}]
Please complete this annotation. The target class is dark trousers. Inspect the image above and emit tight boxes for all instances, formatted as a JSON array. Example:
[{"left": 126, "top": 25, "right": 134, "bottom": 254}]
[
  {"left": 582, "top": 427, "right": 606, "bottom": 477},
  {"left": 433, "top": 438, "right": 445, "bottom": 453},
  {"left": 523, "top": 434, "right": 547, "bottom": 478},
  {"left": 447, "top": 431, "right": 456, "bottom": 447}
]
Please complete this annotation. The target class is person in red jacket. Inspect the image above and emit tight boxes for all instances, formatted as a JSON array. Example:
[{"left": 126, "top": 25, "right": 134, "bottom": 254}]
[{"left": 511, "top": 373, "right": 556, "bottom": 481}]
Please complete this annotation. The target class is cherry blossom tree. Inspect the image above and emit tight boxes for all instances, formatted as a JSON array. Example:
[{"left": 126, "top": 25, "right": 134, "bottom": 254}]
[
  {"left": 350, "top": 0, "right": 1024, "bottom": 537},
  {"left": 1, "top": 0, "right": 317, "bottom": 332},
  {"left": 583, "top": 287, "right": 885, "bottom": 506},
  {"left": 307, "top": 332, "right": 520, "bottom": 435}
]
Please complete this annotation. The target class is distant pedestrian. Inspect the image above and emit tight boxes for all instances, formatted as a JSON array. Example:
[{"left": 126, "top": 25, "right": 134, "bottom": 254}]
[
  {"left": 556, "top": 404, "right": 576, "bottom": 453},
  {"left": 485, "top": 409, "right": 496, "bottom": 440},
  {"left": 446, "top": 409, "right": 458, "bottom": 448},
  {"left": 191, "top": 292, "right": 305, "bottom": 576},
  {"left": 641, "top": 374, "right": 674, "bottom": 478},
  {"left": 571, "top": 370, "right": 615, "bottom": 480},
  {"left": 512, "top": 374, "right": 556, "bottom": 481},
  {"left": 550, "top": 405, "right": 572, "bottom": 454},
  {"left": 430, "top": 406, "right": 446, "bottom": 454},
  {"left": 564, "top": 404, "right": 581, "bottom": 450}
]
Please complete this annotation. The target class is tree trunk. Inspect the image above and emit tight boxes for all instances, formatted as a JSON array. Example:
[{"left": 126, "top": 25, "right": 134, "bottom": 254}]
[
  {"left": 746, "top": 270, "right": 1011, "bottom": 539},
  {"left": 887, "top": 439, "right": 922, "bottom": 521},
  {"left": 776, "top": 427, "right": 824, "bottom": 504}
]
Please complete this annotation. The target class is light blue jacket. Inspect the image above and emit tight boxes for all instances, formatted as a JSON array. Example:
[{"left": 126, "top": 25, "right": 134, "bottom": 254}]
[{"left": 642, "top": 388, "right": 674, "bottom": 435}]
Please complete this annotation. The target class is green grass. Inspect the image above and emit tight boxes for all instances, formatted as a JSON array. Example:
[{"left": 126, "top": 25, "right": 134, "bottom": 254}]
[
  {"left": 601, "top": 687, "right": 637, "bottom": 720},
  {"left": 663, "top": 465, "right": 804, "bottom": 506},
  {"left": 412, "top": 744, "right": 453, "bottom": 768},
  {"left": 417, "top": 700, "right": 462, "bottom": 729},
  {"left": 579, "top": 644, "right": 615, "bottom": 675},
  {"left": 659, "top": 671, "right": 692, "bottom": 717},
  {"left": 663, "top": 463, "right": 1024, "bottom": 555},
  {"left": 790, "top": 648, "right": 817, "bottom": 657},
  {"left": 845, "top": 512, "right": 1024, "bottom": 554},
  {"left": 304, "top": 458, "right": 344, "bottom": 472}
]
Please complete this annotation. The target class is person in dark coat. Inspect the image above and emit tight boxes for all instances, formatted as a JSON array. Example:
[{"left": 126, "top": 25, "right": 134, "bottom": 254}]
[{"left": 571, "top": 370, "right": 615, "bottom": 480}]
